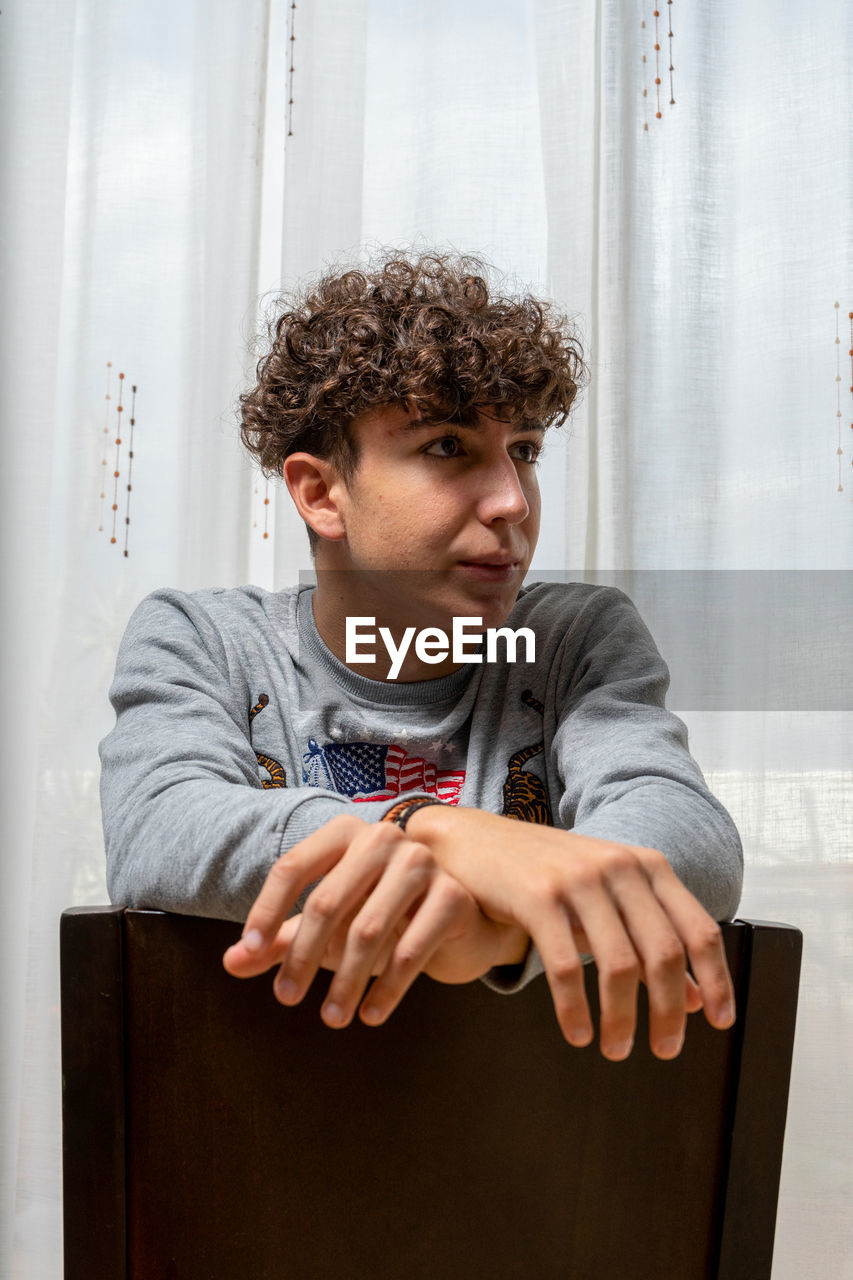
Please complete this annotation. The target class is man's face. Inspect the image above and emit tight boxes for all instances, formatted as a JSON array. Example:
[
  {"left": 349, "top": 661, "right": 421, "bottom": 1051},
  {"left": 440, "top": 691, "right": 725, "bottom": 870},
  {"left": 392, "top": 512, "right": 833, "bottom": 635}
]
[{"left": 320, "top": 402, "right": 543, "bottom": 633}]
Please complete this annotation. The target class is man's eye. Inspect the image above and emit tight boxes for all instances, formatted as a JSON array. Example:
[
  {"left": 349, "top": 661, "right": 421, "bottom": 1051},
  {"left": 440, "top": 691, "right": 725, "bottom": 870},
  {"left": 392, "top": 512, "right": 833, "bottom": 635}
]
[
  {"left": 512, "top": 441, "right": 542, "bottom": 464},
  {"left": 424, "top": 435, "right": 464, "bottom": 458}
]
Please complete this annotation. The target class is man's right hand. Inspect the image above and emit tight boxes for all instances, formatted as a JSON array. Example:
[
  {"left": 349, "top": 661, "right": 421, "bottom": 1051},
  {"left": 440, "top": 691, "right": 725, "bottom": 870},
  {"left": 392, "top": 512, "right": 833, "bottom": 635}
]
[{"left": 222, "top": 814, "right": 524, "bottom": 1028}]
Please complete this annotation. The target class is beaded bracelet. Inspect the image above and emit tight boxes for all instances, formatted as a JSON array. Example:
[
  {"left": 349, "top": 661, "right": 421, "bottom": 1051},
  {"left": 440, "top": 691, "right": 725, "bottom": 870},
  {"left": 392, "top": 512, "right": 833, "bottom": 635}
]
[{"left": 382, "top": 797, "right": 445, "bottom": 832}]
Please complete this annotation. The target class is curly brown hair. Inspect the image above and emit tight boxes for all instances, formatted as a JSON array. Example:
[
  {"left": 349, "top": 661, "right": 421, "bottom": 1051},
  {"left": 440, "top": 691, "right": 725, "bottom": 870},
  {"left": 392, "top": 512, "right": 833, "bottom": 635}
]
[{"left": 240, "top": 248, "right": 586, "bottom": 515}]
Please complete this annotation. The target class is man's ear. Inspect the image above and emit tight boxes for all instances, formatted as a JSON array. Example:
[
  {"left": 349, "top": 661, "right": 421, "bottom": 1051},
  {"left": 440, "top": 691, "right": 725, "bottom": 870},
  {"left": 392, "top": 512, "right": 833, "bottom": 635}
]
[{"left": 282, "top": 453, "right": 348, "bottom": 542}]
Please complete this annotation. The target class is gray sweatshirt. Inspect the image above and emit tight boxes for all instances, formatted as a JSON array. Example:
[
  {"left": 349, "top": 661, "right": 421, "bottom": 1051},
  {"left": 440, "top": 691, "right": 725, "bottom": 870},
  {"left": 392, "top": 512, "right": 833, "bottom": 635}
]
[{"left": 99, "top": 580, "right": 743, "bottom": 990}]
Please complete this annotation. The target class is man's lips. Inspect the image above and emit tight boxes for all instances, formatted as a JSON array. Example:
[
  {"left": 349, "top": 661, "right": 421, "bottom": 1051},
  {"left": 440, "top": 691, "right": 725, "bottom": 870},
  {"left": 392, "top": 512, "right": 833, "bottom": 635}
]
[
  {"left": 460, "top": 558, "right": 518, "bottom": 566},
  {"left": 457, "top": 551, "right": 523, "bottom": 567},
  {"left": 456, "top": 558, "right": 522, "bottom": 581}
]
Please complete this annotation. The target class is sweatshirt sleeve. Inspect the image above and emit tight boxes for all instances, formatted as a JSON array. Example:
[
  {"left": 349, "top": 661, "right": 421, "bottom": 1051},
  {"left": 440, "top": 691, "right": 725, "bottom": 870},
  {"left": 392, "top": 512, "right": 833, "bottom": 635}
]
[
  {"left": 551, "top": 586, "right": 743, "bottom": 922},
  {"left": 481, "top": 585, "right": 743, "bottom": 998},
  {"left": 99, "top": 591, "right": 433, "bottom": 922}
]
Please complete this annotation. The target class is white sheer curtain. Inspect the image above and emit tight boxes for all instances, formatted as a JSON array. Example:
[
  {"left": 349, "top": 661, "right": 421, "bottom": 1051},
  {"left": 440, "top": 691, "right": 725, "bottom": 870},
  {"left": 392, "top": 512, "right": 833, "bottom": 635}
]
[{"left": 1, "top": 1, "right": 850, "bottom": 1276}]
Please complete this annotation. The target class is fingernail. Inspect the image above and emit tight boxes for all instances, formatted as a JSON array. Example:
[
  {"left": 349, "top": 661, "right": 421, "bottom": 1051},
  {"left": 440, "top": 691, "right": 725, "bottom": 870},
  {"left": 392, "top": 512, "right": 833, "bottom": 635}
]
[
  {"left": 659, "top": 1034, "right": 684, "bottom": 1058},
  {"left": 242, "top": 928, "right": 264, "bottom": 952},
  {"left": 609, "top": 1038, "right": 634, "bottom": 1060},
  {"left": 718, "top": 1001, "right": 735, "bottom": 1026},
  {"left": 322, "top": 1002, "right": 344, "bottom": 1026},
  {"left": 275, "top": 976, "right": 298, "bottom": 1003},
  {"left": 361, "top": 1004, "right": 381, "bottom": 1024},
  {"left": 568, "top": 1026, "right": 591, "bottom": 1047}
]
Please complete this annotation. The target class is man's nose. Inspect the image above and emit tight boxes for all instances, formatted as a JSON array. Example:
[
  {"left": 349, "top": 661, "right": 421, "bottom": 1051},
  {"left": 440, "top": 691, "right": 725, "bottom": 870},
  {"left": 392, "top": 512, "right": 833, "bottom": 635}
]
[{"left": 475, "top": 455, "right": 531, "bottom": 524}]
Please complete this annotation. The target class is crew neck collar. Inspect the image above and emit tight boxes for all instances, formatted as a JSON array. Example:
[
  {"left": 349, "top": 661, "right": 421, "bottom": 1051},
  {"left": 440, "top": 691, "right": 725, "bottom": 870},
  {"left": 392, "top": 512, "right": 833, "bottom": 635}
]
[{"left": 296, "top": 586, "right": 480, "bottom": 706}]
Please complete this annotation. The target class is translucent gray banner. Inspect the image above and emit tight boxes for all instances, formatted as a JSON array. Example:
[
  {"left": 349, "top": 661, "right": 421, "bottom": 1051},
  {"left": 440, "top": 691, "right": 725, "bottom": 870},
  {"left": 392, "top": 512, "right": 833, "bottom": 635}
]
[
  {"left": 297, "top": 569, "right": 853, "bottom": 710},
  {"left": 530, "top": 571, "right": 852, "bottom": 711}
]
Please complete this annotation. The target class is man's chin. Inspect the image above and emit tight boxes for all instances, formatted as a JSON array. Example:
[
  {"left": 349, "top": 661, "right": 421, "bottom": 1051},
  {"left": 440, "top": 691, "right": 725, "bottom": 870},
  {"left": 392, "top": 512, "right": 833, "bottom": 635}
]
[
  {"left": 333, "top": 566, "right": 525, "bottom": 632},
  {"left": 447, "top": 579, "right": 525, "bottom": 630}
]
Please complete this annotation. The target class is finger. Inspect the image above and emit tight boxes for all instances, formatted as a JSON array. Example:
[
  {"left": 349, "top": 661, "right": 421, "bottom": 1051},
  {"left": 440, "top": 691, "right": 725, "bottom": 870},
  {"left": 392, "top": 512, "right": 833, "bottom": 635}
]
[
  {"left": 525, "top": 904, "right": 592, "bottom": 1049},
  {"left": 685, "top": 972, "right": 704, "bottom": 1013},
  {"left": 316, "top": 917, "right": 409, "bottom": 978},
  {"left": 224, "top": 905, "right": 401, "bottom": 979},
  {"left": 234, "top": 901, "right": 406, "bottom": 984},
  {"left": 568, "top": 881, "right": 644, "bottom": 1061},
  {"left": 562, "top": 915, "right": 702, "bottom": 1022},
  {"left": 223, "top": 914, "right": 302, "bottom": 976},
  {"left": 275, "top": 824, "right": 418, "bottom": 1007},
  {"left": 237, "top": 814, "right": 368, "bottom": 962},
  {"left": 357, "top": 876, "right": 470, "bottom": 1026},
  {"left": 316, "top": 844, "right": 439, "bottom": 1026},
  {"left": 638, "top": 851, "right": 736, "bottom": 1030},
  {"left": 608, "top": 881, "right": 688, "bottom": 1059}
]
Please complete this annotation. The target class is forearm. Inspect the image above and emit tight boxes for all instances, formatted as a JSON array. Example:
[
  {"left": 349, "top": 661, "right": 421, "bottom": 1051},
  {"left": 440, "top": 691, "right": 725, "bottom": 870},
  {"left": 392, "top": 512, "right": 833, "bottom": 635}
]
[
  {"left": 406, "top": 802, "right": 525, "bottom": 913},
  {"left": 549, "top": 584, "right": 744, "bottom": 923},
  {"left": 101, "top": 587, "right": 442, "bottom": 920},
  {"left": 102, "top": 771, "right": 438, "bottom": 921}
]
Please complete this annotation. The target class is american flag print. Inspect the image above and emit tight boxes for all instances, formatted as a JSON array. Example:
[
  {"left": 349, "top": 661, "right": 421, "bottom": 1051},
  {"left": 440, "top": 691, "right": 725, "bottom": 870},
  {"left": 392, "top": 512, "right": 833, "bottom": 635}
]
[{"left": 301, "top": 737, "right": 464, "bottom": 805}]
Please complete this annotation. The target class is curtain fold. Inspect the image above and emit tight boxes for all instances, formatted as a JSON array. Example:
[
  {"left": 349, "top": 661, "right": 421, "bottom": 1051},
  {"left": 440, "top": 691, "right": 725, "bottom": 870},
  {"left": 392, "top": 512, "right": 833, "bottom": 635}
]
[
  {"left": 1, "top": 2, "right": 850, "bottom": 1275},
  {"left": 2, "top": 2, "right": 272, "bottom": 1272},
  {"left": 272, "top": 0, "right": 371, "bottom": 586},
  {"left": 534, "top": 0, "right": 602, "bottom": 568},
  {"left": 0, "top": 4, "right": 77, "bottom": 1270}
]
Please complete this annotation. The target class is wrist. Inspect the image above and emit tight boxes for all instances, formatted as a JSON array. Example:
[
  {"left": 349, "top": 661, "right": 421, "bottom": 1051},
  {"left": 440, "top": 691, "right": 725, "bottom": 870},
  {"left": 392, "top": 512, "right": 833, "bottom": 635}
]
[
  {"left": 405, "top": 800, "right": 517, "bottom": 853},
  {"left": 382, "top": 796, "right": 445, "bottom": 832},
  {"left": 406, "top": 805, "right": 530, "bottom": 966},
  {"left": 493, "top": 922, "right": 530, "bottom": 967},
  {"left": 403, "top": 796, "right": 460, "bottom": 846}
]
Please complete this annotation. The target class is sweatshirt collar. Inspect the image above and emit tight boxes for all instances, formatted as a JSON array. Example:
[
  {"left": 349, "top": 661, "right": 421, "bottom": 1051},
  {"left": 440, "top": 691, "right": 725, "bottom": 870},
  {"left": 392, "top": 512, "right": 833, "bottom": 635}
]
[{"left": 296, "top": 586, "right": 479, "bottom": 707}]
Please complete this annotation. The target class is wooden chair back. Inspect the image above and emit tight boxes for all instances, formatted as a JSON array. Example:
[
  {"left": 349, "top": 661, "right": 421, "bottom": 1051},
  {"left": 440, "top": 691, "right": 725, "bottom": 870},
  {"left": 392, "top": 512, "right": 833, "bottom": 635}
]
[{"left": 60, "top": 907, "right": 802, "bottom": 1280}]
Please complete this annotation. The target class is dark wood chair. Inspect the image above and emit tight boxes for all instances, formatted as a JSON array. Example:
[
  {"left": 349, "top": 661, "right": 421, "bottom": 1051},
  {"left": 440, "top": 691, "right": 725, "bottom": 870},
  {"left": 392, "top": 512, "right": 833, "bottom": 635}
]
[{"left": 60, "top": 908, "right": 801, "bottom": 1280}]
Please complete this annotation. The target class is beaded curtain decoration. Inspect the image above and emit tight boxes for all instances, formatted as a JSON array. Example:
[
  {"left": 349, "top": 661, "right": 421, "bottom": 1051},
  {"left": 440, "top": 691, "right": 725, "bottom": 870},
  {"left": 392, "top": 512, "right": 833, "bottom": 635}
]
[
  {"left": 97, "top": 361, "right": 113, "bottom": 533},
  {"left": 288, "top": 1, "right": 297, "bottom": 138},
  {"left": 253, "top": 1, "right": 297, "bottom": 541},
  {"left": 97, "top": 363, "right": 139, "bottom": 556},
  {"left": 834, "top": 301, "right": 853, "bottom": 495},
  {"left": 123, "top": 382, "right": 138, "bottom": 556},
  {"left": 110, "top": 372, "right": 125, "bottom": 547},
  {"left": 253, "top": 475, "right": 272, "bottom": 540},
  {"left": 641, "top": 1, "right": 675, "bottom": 131}
]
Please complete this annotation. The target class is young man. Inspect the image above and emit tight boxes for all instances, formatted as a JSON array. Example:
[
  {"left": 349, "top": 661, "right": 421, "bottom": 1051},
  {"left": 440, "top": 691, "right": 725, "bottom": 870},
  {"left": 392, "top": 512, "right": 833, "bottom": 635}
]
[{"left": 100, "top": 251, "right": 742, "bottom": 1062}]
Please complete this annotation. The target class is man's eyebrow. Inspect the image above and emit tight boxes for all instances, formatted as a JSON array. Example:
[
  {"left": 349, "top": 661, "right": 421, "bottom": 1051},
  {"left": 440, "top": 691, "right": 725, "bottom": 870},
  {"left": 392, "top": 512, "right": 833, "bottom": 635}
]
[{"left": 401, "top": 418, "right": 546, "bottom": 435}]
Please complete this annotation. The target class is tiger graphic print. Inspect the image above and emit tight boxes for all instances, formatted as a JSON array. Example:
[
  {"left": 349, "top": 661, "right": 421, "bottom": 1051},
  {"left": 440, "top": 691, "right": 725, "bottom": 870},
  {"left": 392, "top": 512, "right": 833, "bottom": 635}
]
[
  {"left": 501, "top": 689, "right": 552, "bottom": 825},
  {"left": 248, "top": 693, "right": 287, "bottom": 789}
]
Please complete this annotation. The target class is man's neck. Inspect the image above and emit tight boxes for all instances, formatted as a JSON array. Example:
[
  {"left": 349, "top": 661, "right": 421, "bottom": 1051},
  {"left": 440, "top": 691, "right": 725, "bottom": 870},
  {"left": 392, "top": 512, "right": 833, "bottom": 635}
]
[{"left": 310, "top": 572, "right": 469, "bottom": 683}]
